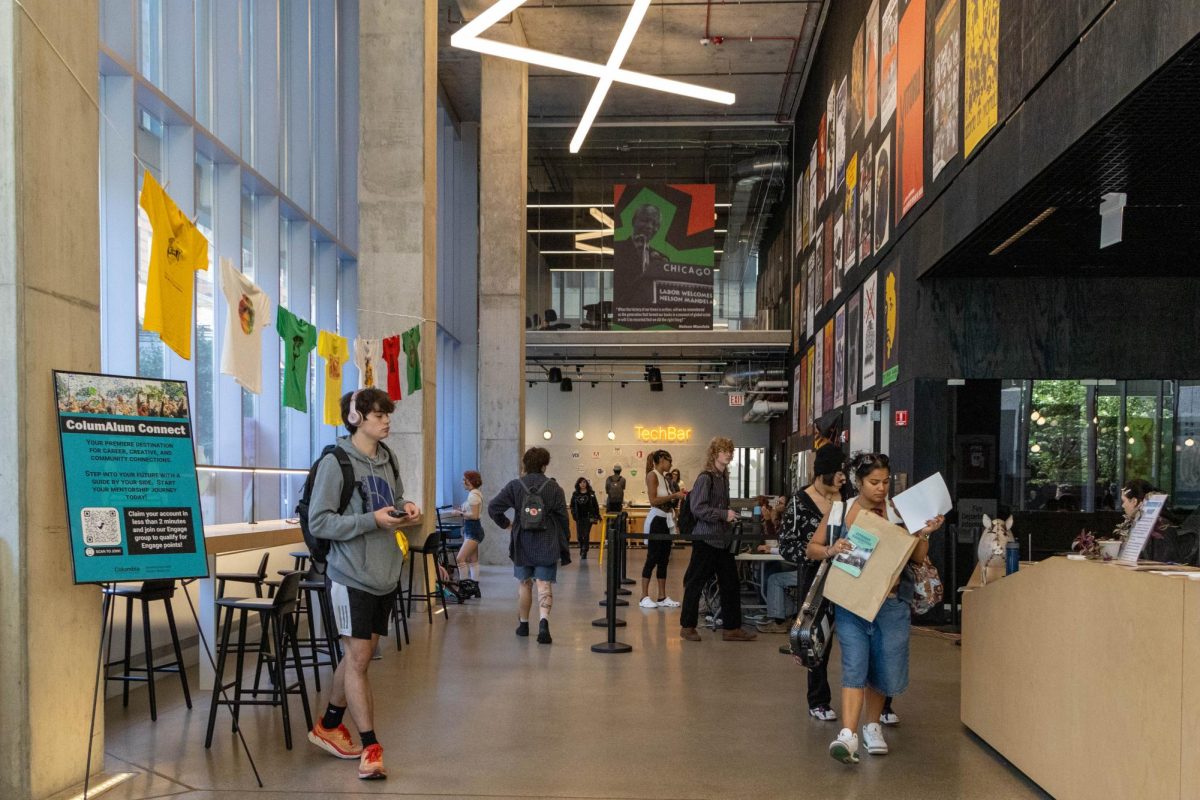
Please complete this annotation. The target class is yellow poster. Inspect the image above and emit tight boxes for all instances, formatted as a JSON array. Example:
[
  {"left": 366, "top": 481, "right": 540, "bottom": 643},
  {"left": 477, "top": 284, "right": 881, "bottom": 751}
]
[{"left": 964, "top": 0, "right": 999, "bottom": 157}]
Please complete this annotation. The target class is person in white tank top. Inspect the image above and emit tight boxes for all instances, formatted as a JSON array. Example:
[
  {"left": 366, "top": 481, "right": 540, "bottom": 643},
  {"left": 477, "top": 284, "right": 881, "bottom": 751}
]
[{"left": 639, "top": 450, "right": 684, "bottom": 609}]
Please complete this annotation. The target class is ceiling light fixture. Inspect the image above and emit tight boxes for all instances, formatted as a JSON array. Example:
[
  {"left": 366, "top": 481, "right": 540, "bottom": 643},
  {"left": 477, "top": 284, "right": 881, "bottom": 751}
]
[
  {"left": 543, "top": 382, "right": 552, "bottom": 440},
  {"left": 452, "top": 0, "right": 735, "bottom": 153}
]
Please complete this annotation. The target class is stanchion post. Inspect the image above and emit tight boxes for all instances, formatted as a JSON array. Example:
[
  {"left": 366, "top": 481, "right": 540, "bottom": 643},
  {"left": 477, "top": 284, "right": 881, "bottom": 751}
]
[
  {"left": 619, "top": 512, "right": 634, "bottom": 585},
  {"left": 592, "top": 512, "right": 632, "bottom": 653}
]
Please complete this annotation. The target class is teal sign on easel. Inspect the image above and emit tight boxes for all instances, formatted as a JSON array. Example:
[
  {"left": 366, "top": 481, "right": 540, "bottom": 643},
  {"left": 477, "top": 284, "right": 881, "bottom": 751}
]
[{"left": 54, "top": 371, "right": 209, "bottom": 584}]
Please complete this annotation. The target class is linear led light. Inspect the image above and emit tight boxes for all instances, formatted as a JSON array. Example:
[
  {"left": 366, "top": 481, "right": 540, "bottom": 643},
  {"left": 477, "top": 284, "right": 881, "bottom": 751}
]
[
  {"left": 540, "top": 250, "right": 611, "bottom": 255},
  {"left": 549, "top": 268, "right": 615, "bottom": 272},
  {"left": 571, "top": 0, "right": 653, "bottom": 153},
  {"left": 452, "top": 0, "right": 735, "bottom": 104},
  {"left": 574, "top": 242, "right": 615, "bottom": 255},
  {"left": 590, "top": 207, "right": 616, "bottom": 228},
  {"left": 574, "top": 229, "right": 614, "bottom": 243},
  {"left": 988, "top": 207, "right": 1057, "bottom": 256}
]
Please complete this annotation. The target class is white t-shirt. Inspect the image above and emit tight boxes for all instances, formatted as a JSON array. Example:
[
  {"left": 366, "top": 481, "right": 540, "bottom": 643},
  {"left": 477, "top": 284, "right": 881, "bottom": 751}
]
[
  {"left": 354, "top": 336, "right": 381, "bottom": 389},
  {"left": 461, "top": 488, "right": 482, "bottom": 519},
  {"left": 219, "top": 257, "right": 271, "bottom": 394},
  {"left": 644, "top": 469, "right": 677, "bottom": 533}
]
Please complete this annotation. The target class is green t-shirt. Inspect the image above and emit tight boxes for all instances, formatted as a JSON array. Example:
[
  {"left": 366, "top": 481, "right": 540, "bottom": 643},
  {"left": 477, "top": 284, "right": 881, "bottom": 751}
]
[
  {"left": 402, "top": 325, "right": 422, "bottom": 393},
  {"left": 276, "top": 306, "right": 317, "bottom": 412}
]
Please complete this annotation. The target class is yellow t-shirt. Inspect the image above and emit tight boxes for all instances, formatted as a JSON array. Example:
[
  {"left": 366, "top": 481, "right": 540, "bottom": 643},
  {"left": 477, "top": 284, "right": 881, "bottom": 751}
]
[
  {"left": 318, "top": 331, "right": 350, "bottom": 426},
  {"left": 139, "top": 170, "right": 209, "bottom": 360}
]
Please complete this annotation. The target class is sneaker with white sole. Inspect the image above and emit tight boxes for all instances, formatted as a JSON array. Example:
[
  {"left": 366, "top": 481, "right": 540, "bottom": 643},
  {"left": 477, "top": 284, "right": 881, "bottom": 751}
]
[
  {"left": 656, "top": 596, "right": 680, "bottom": 608},
  {"left": 808, "top": 705, "right": 838, "bottom": 721},
  {"left": 861, "top": 722, "right": 888, "bottom": 755},
  {"left": 638, "top": 596, "right": 659, "bottom": 608},
  {"left": 828, "top": 728, "right": 860, "bottom": 764},
  {"left": 880, "top": 710, "right": 900, "bottom": 726}
]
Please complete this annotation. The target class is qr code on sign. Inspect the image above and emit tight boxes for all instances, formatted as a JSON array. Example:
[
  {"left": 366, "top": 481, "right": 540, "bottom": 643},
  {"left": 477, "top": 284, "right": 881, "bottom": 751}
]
[{"left": 81, "top": 507, "right": 122, "bottom": 547}]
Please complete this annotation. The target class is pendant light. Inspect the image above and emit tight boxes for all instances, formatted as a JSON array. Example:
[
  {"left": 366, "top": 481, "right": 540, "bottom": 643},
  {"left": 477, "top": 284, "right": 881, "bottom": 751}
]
[
  {"left": 542, "top": 382, "right": 552, "bottom": 440},
  {"left": 607, "top": 377, "right": 616, "bottom": 440},
  {"left": 575, "top": 383, "right": 584, "bottom": 440}
]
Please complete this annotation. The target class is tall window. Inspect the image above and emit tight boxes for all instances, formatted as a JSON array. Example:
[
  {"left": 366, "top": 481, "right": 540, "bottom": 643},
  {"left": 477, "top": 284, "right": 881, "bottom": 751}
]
[{"left": 101, "top": 0, "right": 359, "bottom": 523}]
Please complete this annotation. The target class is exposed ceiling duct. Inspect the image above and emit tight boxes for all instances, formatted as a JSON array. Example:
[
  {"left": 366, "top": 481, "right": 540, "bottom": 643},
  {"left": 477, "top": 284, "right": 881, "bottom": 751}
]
[
  {"left": 721, "top": 363, "right": 787, "bottom": 388},
  {"left": 743, "top": 400, "right": 789, "bottom": 423},
  {"left": 718, "top": 155, "right": 789, "bottom": 286}
]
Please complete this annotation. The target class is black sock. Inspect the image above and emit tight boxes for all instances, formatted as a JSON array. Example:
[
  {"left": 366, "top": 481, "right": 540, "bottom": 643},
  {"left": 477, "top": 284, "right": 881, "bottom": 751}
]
[
  {"left": 360, "top": 729, "right": 378, "bottom": 747},
  {"left": 321, "top": 703, "right": 346, "bottom": 730},
  {"left": 773, "top": 618, "right": 785, "bottom": 624}
]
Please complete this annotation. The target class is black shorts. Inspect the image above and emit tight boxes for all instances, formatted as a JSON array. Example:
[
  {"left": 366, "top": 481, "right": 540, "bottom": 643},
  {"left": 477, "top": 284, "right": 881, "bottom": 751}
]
[{"left": 329, "top": 580, "right": 395, "bottom": 640}]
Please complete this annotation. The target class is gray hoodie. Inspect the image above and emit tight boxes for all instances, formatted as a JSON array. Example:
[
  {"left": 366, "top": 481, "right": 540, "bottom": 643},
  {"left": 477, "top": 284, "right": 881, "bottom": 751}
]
[{"left": 309, "top": 436, "right": 408, "bottom": 595}]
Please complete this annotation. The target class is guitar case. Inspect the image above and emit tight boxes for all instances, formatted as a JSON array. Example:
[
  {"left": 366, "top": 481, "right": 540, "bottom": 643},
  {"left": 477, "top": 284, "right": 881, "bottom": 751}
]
[{"left": 789, "top": 559, "right": 835, "bottom": 669}]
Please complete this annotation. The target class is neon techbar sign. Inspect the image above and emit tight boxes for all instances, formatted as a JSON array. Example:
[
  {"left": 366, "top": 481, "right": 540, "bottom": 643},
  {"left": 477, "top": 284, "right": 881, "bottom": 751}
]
[
  {"left": 450, "top": 0, "right": 735, "bottom": 153},
  {"left": 635, "top": 425, "right": 694, "bottom": 443}
]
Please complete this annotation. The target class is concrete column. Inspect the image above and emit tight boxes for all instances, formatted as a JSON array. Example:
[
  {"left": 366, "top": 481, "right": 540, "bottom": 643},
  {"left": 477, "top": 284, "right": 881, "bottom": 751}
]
[
  {"left": 358, "top": 0, "right": 438, "bottom": 535},
  {"left": 0, "top": 1, "right": 103, "bottom": 797},
  {"left": 477, "top": 56, "right": 528, "bottom": 564}
]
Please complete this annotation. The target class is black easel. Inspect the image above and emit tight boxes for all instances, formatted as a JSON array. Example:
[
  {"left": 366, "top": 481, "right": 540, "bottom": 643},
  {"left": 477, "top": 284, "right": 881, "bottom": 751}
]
[
  {"left": 592, "top": 512, "right": 632, "bottom": 653},
  {"left": 81, "top": 579, "right": 264, "bottom": 799}
]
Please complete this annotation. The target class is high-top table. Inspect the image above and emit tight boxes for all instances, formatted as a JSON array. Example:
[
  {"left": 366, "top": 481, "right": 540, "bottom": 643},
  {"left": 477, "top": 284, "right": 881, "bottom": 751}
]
[{"left": 962, "top": 556, "right": 1200, "bottom": 799}]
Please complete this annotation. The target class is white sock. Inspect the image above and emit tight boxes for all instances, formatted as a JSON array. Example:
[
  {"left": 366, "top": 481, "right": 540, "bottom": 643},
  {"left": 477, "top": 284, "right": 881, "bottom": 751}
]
[
  {"left": 468, "top": 563, "right": 478, "bottom": 580},
  {"left": 539, "top": 609, "right": 550, "bottom": 622}
]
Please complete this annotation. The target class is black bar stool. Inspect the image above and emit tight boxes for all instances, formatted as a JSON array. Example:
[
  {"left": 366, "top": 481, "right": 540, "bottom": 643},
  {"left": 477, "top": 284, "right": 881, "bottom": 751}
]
[
  {"left": 103, "top": 579, "right": 192, "bottom": 722},
  {"left": 216, "top": 551, "right": 270, "bottom": 598},
  {"left": 204, "top": 572, "right": 312, "bottom": 750},
  {"left": 289, "top": 550, "right": 311, "bottom": 572},
  {"left": 390, "top": 583, "right": 411, "bottom": 650},
  {"left": 262, "top": 569, "right": 341, "bottom": 690},
  {"left": 405, "top": 529, "right": 448, "bottom": 623}
]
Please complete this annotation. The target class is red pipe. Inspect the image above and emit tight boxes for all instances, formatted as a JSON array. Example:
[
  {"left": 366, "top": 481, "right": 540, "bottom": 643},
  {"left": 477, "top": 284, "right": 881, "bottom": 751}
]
[{"left": 704, "top": 0, "right": 804, "bottom": 123}]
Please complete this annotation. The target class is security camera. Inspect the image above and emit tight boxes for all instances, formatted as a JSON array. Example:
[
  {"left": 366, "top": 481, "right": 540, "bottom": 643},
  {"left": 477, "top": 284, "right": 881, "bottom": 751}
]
[{"left": 700, "top": 38, "right": 710, "bottom": 46}]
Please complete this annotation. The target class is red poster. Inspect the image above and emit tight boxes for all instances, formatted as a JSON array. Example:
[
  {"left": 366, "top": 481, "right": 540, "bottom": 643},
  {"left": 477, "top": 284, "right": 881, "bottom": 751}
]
[
  {"left": 896, "top": 0, "right": 926, "bottom": 221},
  {"left": 816, "top": 113, "right": 828, "bottom": 201},
  {"left": 822, "top": 319, "right": 835, "bottom": 413}
]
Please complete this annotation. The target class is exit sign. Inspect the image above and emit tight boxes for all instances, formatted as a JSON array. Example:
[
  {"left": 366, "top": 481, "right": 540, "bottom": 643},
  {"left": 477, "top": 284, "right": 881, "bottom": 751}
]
[
  {"left": 895, "top": 410, "right": 909, "bottom": 427},
  {"left": 729, "top": 393, "right": 745, "bottom": 408}
]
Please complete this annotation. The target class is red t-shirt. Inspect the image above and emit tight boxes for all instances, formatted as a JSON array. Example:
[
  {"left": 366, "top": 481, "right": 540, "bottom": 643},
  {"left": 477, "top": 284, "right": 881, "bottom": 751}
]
[{"left": 381, "top": 335, "right": 403, "bottom": 401}]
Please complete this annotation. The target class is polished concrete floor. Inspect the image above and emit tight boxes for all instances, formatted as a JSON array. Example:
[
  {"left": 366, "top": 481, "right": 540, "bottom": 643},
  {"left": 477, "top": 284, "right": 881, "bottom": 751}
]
[{"left": 96, "top": 553, "right": 1049, "bottom": 800}]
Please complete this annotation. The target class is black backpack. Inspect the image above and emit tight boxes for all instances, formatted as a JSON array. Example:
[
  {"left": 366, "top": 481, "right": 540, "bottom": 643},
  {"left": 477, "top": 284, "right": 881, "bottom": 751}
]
[
  {"left": 678, "top": 471, "right": 716, "bottom": 538},
  {"left": 520, "top": 479, "right": 548, "bottom": 531},
  {"left": 296, "top": 442, "right": 399, "bottom": 564}
]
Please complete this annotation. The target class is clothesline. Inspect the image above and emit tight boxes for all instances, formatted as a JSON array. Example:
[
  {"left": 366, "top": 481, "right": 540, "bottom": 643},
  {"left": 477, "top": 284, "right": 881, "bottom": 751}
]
[
  {"left": 14, "top": 0, "right": 160, "bottom": 184},
  {"left": 356, "top": 308, "right": 438, "bottom": 327}
]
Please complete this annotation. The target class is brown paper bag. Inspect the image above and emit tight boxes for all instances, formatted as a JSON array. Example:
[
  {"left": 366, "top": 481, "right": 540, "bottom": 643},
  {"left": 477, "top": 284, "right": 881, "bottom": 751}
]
[{"left": 824, "top": 509, "right": 918, "bottom": 623}]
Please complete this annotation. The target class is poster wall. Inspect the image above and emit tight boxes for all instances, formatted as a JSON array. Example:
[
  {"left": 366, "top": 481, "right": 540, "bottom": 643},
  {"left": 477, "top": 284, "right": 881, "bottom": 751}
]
[
  {"left": 932, "top": 0, "right": 962, "bottom": 180},
  {"left": 54, "top": 371, "right": 209, "bottom": 584},
  {"left": 862, "top": 270, "right": 879, "bottom": 390},
  {"left": 858, "top": 147, "right": 874, "bottom": 261},
  {"left": 813, "top": 329, "right": 825, "bottom": 420},
  {"left": 836, "top": 77, "right": 849, "bottom": 190},
  {"left": 865, "top": 0, "right": 881, "bottom": 132},
  {"left": 822, "top": 319, "right": 836, "bottom": 412},
  {"left": 612, "top": 183, "right": 715, "bottom": 330},
  {"left": 832, "top": 213, "right": 844, "bottom": 297},
  {"left": 874, "top": 134, "right": 892, "bottom": 253},
  {"left": 822, "top": 222, "right": 834, "bottom": 303},
  {"left": 834, "top": 307, "right": 847, "bottom": 409},
  {"left": 880, "top": 0, "right": 899, "bottom": 126},
  {"left": 851, "top": 25, "right": 865, "bottom": 137},
  {"left": 964, "top": 0, "right": 1000, "bottom": 156},
  {"left": 882, "top": 263, "right": 901, "bottom": 386},
  {"left": 896, "top": 0, "right": 926, "bottom": 220},
  {"left": 847, "top": 291, "right": 862, "bottom": 403}
]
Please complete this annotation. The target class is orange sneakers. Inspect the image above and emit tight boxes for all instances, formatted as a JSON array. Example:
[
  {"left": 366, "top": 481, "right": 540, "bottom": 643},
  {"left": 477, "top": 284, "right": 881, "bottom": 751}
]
[
  {"left": 307, "top": 723, "right": 362, "bottom": 759},
  {"left": 358, "top": 743, "right": 387, "bottom": 780}
]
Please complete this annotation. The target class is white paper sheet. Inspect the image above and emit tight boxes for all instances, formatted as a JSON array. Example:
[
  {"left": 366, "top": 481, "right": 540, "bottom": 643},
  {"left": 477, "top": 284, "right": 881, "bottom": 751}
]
[{"left": 891, "top": 472, "right": 953, "bottom": 533}]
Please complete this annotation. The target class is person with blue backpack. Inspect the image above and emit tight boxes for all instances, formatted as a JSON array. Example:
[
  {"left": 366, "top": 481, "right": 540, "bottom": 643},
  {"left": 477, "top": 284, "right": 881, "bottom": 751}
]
[
  {"left": 302, "top": 388, "right": 419, "bottom": 781},
  {"left": 487, "top": 447, "right": 571, "bottom": 645}
]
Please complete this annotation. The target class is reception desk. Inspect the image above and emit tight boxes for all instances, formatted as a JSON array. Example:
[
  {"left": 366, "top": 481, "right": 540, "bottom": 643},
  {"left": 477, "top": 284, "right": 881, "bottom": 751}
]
[{"left": 962, "top": 557, "right": 1200, "bottom": 799}]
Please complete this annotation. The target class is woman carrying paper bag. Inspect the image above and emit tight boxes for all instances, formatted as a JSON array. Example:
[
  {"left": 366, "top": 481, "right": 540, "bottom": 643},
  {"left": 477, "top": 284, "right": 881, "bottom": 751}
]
[{"left": 805, "top": 453, "right": 943, "bottom": 766}]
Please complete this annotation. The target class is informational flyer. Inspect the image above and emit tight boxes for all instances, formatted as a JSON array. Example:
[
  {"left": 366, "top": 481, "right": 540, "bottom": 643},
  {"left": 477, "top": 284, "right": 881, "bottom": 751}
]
[
  {"left": 834, "top": 525, "right": 880, "bottom": 577},
  {"left": 54, "top": 371, "right": 209, "bottom": 584},
  {"left": 1118, "top": 493, "right": 1168, "bottom": 564}
]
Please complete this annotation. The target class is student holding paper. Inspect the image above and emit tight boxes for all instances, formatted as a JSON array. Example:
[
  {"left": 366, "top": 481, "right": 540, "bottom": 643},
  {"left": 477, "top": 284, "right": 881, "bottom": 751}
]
[{"left": 805, "top": 453, "right": 944, "bottom": 765}]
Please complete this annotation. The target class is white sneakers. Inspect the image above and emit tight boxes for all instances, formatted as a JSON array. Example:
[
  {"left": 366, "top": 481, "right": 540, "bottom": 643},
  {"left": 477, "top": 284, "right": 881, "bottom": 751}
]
[
  {"left": 639, "top": 596, "right": 681, "bottom": 609},
  {"left": 808, "top": 705, "right": 838, "bottom": 721},
  {"left": 828, "top": 728, "right": 859, "bottom": 764},
  {"left": 861, "top": 722, "right": 888, "bottom": 755},
  {"left": 880, "top": 710, "right": 900, "bottom": 726}
]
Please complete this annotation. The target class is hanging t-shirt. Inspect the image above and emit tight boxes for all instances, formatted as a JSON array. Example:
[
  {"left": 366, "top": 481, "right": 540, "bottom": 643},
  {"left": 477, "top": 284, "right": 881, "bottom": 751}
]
[
  {"left": 402, "top": 325, "right": 422, "bottom": 394},
  {"left": 276, "top": 306, "right": 317, "bottom": 412},
  {"left": 218, "top": 257, "right": 271, "bottom": 394},
  {"left": 354, "top": 337, "right": 380, "bottom": 389},
  {"left": 381, "top": 335, "right": 403, "bottom": 402},
  {"left": 139, "top": 170, "right": 210, "bottom": 360},
  {"left": 318, "top": 331, "right": 350, "bottom": 426}
]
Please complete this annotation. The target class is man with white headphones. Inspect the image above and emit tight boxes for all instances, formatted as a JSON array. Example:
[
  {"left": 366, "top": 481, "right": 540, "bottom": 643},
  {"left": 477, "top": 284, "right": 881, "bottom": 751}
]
[{"left": 306, "top": 388, "right": 419, "bottom": 781}]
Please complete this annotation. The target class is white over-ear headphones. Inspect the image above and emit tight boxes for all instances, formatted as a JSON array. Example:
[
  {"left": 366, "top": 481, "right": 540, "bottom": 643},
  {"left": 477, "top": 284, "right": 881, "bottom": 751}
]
[{"left": 346, "top": 390, "right": 363, "bottom": 427}]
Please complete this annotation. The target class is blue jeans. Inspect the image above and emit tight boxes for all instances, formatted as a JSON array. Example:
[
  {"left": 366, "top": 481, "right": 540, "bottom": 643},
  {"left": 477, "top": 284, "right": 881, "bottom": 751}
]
[
  {"left": 834, "top": 597, "right": 911, "bottom": 697},
  {"left": 765, "top": 568, "right": 798, "bottom": 620},
  {"left": 514, "top": 563, "right": 557, "bottom": 582}
]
